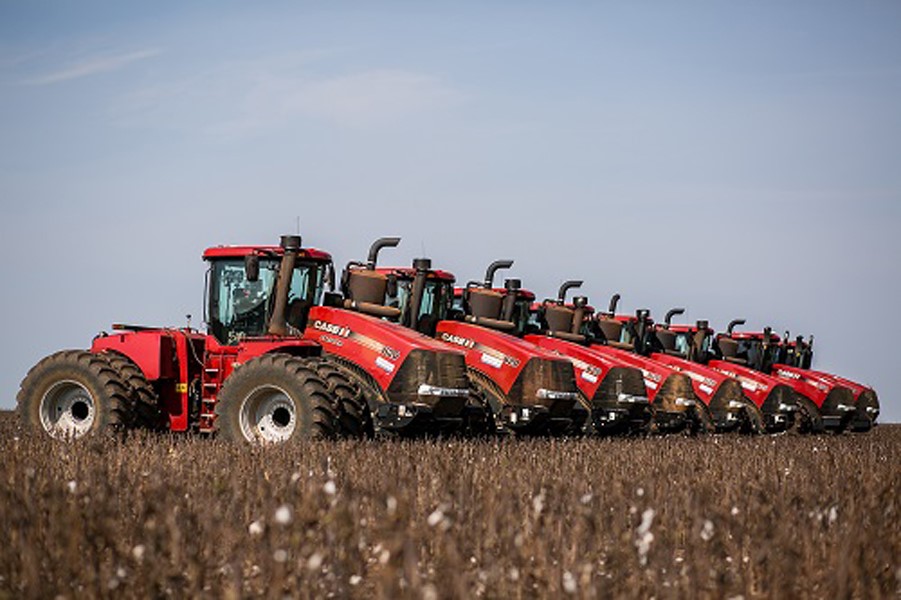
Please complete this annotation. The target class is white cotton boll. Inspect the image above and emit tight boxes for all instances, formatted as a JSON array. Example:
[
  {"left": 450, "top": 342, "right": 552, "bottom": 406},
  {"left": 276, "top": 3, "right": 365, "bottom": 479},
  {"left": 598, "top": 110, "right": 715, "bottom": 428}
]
[
  {"left": 700, "top": 520, "right": 715, "bottom": 542},
  {"left": 248, "top": 520, "right": 264, "bottom": 536},
  {"left": 274, "top": 504, "right": 292, "bottom": 525}
]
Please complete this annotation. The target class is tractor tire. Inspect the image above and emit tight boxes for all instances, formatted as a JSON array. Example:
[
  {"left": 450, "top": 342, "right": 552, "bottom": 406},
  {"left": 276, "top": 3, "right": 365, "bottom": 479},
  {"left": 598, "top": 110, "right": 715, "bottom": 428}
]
[
  {"left": 307, "top": 356, "right": 373, "bottom": 439},
  {"left": 102, "top": 352, "right": 166, "bottom": 430},
  {"left": 16, "top": 350, "right": 133, "bottom": 440},
  {"left": 792, "top": 396, "right": 824, "bottom": 434},
  {"left": 215, "top": 354, "right": 338, "bottom": 444}
]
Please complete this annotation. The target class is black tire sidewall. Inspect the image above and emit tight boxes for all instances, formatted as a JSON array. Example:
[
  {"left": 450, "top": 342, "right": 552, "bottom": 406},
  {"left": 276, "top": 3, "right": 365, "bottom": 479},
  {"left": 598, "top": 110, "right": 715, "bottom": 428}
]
[
  {"left": 216, "top": 356, "right": 330, "bottom": 443},
  {"left": 18, "top": 351, "right": 118, "bottom": 437}
]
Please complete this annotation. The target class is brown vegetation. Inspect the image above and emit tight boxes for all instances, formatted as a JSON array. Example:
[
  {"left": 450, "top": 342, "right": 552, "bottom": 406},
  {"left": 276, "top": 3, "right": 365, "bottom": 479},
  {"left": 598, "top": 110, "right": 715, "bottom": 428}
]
[{"left": 0, "top": 411, "right": 898, "bottom": 598}]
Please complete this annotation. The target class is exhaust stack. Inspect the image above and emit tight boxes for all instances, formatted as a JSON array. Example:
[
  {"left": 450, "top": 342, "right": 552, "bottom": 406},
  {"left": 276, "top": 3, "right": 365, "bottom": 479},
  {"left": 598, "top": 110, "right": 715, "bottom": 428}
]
[
  {"left": 406, "top": 258, "right": 432, "bottom": 329},
  {"left": 557, "top": 280, "right": 583, "bottom": 304},
  {"left": 484, "top": 260, "right": 514, "bottom": 288},
  {"left": 268, "top": 235, "right": 301, "bottom": 337},
  {"left": 727, "top": 319, "right": 746, "bottom": 335},
  {"left": 367, "top": 237, "right": 401, "bottom": 269},
  {"left": 608, "top": 293, "right": 621, "bottom": 315},
  {"left": 664, "top": 308, "right": 685, "bottom": 328}
]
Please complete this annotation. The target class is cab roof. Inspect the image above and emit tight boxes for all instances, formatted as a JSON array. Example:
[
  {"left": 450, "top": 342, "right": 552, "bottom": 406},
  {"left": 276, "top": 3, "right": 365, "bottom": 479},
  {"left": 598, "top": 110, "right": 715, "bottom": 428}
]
[
  {"left": 720, "top": 331, "right": 782, "bottom": 342},
  {"left": 452, "top": 286, "right": 537, "bottom": 302},
  {"left": 374, "top": 266, "right": 456, "bottom": 282},
  {"left": 531, "top": 300, "right": 597, "bottom": 313},
  {"left": 203, "top": 245, "right": 332, "bottom": 262}
]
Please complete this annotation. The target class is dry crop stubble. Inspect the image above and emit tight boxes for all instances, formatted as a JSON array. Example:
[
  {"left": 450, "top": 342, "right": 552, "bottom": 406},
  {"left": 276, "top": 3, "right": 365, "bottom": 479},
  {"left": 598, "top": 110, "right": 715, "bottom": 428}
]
[{"left": 0, "top": 412, "right": 898, "bottom": 598}]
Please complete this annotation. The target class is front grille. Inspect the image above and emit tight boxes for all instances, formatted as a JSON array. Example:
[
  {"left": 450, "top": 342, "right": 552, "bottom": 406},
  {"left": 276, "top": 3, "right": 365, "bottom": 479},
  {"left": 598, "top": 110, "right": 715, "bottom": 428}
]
[
  {"left": 508, "top": 358, "right": 578, "bottom": 416},
  {"left": 385, "top": 349, "right": 468, "bottom": 417},
  {"left": 593, "top": 367, "right": 646, "bottom": 409}
]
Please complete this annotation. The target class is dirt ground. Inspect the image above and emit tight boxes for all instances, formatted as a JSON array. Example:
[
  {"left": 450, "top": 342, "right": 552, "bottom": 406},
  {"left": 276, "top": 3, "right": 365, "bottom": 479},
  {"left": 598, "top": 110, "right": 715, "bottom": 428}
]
[{"left": 0, "top": 411, "right": 898, "bottom": 598}]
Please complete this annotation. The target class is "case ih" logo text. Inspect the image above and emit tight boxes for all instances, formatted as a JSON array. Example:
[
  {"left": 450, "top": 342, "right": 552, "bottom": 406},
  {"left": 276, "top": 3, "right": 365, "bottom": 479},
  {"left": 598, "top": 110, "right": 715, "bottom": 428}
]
[{"left": 313, "top": 320, "right": 351, "bottom": 338}]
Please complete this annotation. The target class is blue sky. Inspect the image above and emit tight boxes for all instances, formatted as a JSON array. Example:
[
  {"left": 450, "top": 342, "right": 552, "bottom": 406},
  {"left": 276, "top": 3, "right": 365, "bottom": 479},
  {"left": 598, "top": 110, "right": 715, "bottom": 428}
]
[{"left": 1, "top": 2, "right": 899, "bottom": 421}]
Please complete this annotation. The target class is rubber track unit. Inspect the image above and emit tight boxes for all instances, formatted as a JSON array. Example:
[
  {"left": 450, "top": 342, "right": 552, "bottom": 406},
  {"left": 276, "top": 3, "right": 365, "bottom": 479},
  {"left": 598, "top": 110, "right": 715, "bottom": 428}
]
[
  {"left": 16, "top": 349, "right": 135, "bottom": 437},
  {"left": 214, "top": 353, "right": 339, "bottom": 442}
]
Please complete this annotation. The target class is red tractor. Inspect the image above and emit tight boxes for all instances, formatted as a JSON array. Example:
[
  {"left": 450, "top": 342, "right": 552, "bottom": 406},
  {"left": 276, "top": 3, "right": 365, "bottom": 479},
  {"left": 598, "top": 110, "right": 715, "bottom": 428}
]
[
  {"left": 17, "top": 235, "right": 475, "bottom": 442},
  {"left": 714, "top": 324, "right": 875, "bottom": 432},
  {"left": 593, "top": 296, "right": 762, "bottom": 433},
  {"left": 648, "top": 311, "right": 797, "bottom": 433},
  {"left": 523, "top": 281, "right": 652, "bottom": 435},
  {"left": 370, "top": 258, "right": 585, "bottom": 435}
]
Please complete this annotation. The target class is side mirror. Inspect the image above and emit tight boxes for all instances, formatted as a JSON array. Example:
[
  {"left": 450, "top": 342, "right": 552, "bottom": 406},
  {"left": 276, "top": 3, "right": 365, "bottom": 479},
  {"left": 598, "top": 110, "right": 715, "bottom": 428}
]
[{"left": 244, "top": 255, "right": 260, "bottom": 282}]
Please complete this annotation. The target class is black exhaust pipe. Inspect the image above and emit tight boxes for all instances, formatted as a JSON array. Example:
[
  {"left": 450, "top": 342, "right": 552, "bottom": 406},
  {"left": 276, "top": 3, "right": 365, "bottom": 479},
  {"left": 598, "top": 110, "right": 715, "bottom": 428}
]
[
  {"left": 635, "top": 309, "right": 651, "bottom": 355},
  {"left": 727, "top": 319, "right": 746, "bottom": 335},
  {"left": 484, "top": 260, "right": 514, "bottom": 288},
  {"left": 268, "top": 235, "right": 301, "bottom": 337},
  {"left": 664, "top": 308, "right": 685, "bottom": 329},
  {"left": 367, "top": 237, "right": 401, "bottom": 269},
  {"left": 608, "top": 293, "right": 621, "bottom": 315},
  {"left": 557, "top": 280, "right": 583, "bottom": 304},
  {"left": 406, "top": 258, "right": 432, "bottom": 329},
  {"left": 571, "top": 295, "right": 588, "bottom": 335},
  {"left": 501, "top": 278, "right": 521, "bottom": 322}
]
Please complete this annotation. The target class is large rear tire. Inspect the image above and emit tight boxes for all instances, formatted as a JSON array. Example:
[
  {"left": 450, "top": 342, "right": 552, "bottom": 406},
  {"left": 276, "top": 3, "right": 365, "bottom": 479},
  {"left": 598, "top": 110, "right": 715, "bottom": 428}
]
[
  {"left": 103, "top": 352, "right": 166, "bottom": 430},
  {"left": 16, "top": 350, "right": 132, "bottom": 440},
  {"left": 306, "top": 356, "right": 373, "bottom": 438},
  {"left": 215, "top": 354, "right": 338, "bottom": 444}
]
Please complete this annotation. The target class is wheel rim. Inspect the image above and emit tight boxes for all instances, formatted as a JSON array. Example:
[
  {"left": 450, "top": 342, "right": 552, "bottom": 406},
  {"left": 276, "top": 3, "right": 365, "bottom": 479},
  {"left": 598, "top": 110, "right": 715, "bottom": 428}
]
[
  {"left": 239, "top": 385, "right": 297, "bottom": 444},
  {"left": 39, "top": 380, "right": 96, "bottom": 439}
]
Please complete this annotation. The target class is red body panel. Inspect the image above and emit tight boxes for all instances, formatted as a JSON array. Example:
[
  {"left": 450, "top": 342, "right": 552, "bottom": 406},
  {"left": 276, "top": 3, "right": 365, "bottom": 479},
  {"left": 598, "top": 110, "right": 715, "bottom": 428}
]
[
  {"left": 795, "top": 369, "right": 873, "bottom": 402},
  {"left": 524, "top": 335, "right": 630, "bottom": 400},
  {"left": 435, "top": 321, "right": 567, "bottom": 396},
  {"left": 303, "top": 306, "right": 465, "bottom": 392},
  {"left": 92, "top": 328, "right": 322, "bottom": 432},
  {"left": 707, "top": 360, "right": 788, "bottom": 410},
  {"left": 650, "top": 353, "right": 734, "bottom": 406},
  {"left": 588, "top": 345, "right": 677, "bottom": 405},
  {"left": 769, "top": 364, "right": 848, "bottom": 409}
]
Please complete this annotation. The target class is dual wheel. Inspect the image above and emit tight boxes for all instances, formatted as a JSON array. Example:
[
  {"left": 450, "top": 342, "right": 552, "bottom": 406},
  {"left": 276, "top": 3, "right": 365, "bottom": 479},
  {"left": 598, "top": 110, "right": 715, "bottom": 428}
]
[{"left": 17, "top": 351, "right": 369, "bottom": 445}]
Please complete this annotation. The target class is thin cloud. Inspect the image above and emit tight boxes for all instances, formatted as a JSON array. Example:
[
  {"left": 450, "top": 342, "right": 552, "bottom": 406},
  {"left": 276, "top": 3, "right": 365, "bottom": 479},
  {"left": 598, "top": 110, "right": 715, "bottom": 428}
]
[
  {"left": 213, "top": 67, "right": 464, "bottom": 135},
  {"left": 21, "top": 48, "right": 161, "bottom": 85}
]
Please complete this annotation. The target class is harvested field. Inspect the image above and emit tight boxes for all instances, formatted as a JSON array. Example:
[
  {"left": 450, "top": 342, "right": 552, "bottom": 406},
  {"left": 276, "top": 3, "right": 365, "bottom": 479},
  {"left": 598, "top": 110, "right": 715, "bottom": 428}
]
[{"left": 0, "top": 411, "right": 898, "bottom": 599}]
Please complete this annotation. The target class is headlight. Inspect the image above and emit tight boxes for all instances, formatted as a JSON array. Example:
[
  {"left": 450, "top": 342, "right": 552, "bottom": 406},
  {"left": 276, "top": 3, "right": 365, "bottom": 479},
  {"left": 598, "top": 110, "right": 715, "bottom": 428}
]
[
  {"left": 417, "top": 384, "right": 469, "bottom": 398},
  {"left": 536, "top": 388, "right": 579, "bottom": 401}
]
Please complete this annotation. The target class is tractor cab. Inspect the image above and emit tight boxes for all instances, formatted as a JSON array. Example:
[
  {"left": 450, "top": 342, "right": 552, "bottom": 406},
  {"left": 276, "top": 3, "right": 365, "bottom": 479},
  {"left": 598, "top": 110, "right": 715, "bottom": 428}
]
[
  {"left": 335, "top": 238, "right": 458, "bottom": 337},
  {"left": 451, "top": 260, "right": 537, "bottom": 337},
  {"left": 203, "top": 238, "right": 333, "bottom": 346},
  {"left": 527, "top": 280, "right": 596, "bottom": 344},
  {"left": 381, "top": 262, "right": 456, "bottom": 337},
  {"left": 779, "top": 334, "right": 815, "bottom": 369},
  {"left": 648, "top": 308, "right": 715, "bottom": 364},
  {"left": 713, "top": 321, "right": 784, "bottom": 372},
  {"left": 591, "top": 294, "right": 656, "bottom": 352}
]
